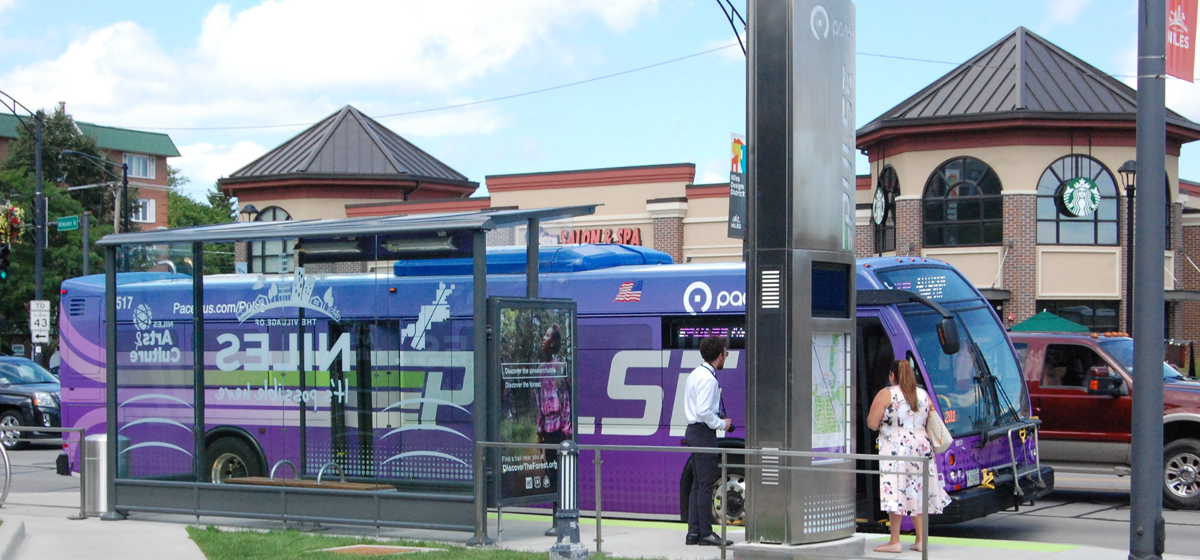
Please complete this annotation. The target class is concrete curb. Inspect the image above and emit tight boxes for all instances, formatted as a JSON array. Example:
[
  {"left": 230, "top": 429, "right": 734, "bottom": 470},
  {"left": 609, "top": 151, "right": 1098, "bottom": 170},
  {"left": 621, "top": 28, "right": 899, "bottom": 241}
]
[{"left": 0, "top": 519, "right": 26, "bottom": 560}]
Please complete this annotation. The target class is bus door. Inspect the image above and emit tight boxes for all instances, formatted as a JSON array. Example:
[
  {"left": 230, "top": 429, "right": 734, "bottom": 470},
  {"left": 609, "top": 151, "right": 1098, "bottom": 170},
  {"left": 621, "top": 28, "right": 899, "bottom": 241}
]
[{"left": 855, "top": 314, "right": 896, "bottom": 526}]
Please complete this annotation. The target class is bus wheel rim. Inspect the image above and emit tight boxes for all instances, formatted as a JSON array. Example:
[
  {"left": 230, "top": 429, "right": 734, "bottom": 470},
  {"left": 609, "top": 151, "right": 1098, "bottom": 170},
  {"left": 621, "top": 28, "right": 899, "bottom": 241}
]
[
  {"left": 211, "top": 453, "right": 247, "bottom": 483},
  {"left": 713, "top": 474, "right": 747, "bottom": 525},
  {"left": 1165, "top": 452, "right": 1200, "bottom": 498}
]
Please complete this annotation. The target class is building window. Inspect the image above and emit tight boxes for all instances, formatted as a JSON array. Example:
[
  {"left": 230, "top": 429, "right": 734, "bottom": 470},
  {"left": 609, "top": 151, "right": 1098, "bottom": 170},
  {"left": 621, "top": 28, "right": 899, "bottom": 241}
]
[
  {"left": 1036, "top": 300, "right": 1120, "bottom": 333},
  {"left": 874, "top": 166, "right": 898, "bottom": 253},
  {"left": 922, "top": 156, "right": 1003, "bottom": 247},
  {"left": 247, "top": 206, "right": 294, "bottom": 274},
  {"left": 131, "top": 198, "right": 155, "bottom": 223},
  {"left": 123, "top": 153, "right": 155, "bottom": 179},
  {"left": 1036, "top": 155, "right": 1118, "bottom": 245}
]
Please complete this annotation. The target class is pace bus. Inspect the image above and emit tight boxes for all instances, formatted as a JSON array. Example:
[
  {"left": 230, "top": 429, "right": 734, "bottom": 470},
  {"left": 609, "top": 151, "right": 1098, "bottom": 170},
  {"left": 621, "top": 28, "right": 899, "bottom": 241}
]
[{"left": 56, "top": 244, "right": 1051, "bottom": 526}]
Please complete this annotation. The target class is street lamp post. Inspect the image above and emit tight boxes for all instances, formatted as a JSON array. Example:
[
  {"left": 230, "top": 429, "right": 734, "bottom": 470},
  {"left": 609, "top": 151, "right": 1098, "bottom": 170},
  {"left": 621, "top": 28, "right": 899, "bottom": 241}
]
[{"left": 1120, "top": 159, "right": 1136, "bottom": 334}]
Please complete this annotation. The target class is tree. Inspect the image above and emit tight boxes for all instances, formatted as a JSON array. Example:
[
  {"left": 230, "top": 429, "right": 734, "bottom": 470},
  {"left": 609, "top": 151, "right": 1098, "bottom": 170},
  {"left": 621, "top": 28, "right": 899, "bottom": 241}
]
[
  {"left": 2, "top": 109, "right": 117, "bottom": 225},
  {"left": 167, "top": 168, "right": 237, "bottom": 274}
]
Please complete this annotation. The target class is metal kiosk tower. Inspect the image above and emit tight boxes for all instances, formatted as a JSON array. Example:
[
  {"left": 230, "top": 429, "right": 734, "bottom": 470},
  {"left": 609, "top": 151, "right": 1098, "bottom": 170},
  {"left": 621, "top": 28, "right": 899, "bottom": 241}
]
[{"left": 746, "top": 0, "right": 857, "bottom": 545}]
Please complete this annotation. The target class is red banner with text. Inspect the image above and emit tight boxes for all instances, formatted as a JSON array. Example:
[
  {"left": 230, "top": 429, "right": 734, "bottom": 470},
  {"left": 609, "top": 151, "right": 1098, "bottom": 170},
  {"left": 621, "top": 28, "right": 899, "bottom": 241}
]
[{"left": 1167, "top": 0, "right": 1198, "bottom": 82}]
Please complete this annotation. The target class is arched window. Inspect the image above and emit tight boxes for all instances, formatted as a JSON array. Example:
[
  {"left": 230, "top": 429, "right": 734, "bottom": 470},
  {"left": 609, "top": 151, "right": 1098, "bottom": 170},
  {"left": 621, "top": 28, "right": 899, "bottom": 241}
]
[
  {"left": 873, "top": 166, "right": 898, "bottom": 253},
  {"left": 922, "top": 157, "right": 1003, "bottom": 247},
  {"left": 248, "top": 206, "right": 294, "bottom": 273},
  {"left": 1036, "top": 155, "right": 1118, "bottom": 245}
]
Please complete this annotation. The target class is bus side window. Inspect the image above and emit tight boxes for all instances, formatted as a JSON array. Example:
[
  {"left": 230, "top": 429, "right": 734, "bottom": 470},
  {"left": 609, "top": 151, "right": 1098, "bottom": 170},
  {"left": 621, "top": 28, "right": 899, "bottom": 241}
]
[{"left": 661, "top": 316, "right": 746, "bottom": 350}]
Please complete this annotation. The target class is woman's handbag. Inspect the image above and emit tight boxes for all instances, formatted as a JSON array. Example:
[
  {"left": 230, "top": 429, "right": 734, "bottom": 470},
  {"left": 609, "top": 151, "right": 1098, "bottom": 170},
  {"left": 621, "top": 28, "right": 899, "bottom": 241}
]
[{"left": 926, "top": 406, "right": 953, "bottom": 454}]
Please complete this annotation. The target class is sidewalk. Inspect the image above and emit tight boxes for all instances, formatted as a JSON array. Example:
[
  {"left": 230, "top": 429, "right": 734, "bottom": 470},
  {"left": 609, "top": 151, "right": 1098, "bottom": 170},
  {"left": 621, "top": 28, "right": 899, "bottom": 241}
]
[{"left": 0, "top": 490, "right": 1195, "bottom": 560}]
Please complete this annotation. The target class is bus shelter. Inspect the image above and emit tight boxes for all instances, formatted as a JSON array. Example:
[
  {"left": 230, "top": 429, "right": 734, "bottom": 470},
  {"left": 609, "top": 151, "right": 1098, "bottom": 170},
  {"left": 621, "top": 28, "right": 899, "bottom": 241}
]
[{"left": 88, "top": 205, "right": 595, "bottom": 531}]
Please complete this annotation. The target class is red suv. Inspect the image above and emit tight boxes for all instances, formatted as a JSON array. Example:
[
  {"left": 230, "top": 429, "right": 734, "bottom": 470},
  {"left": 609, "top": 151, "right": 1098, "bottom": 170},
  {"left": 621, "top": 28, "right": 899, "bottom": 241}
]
[{"left": 1010, "top": 332, "right": 1200, "bottom": 509}]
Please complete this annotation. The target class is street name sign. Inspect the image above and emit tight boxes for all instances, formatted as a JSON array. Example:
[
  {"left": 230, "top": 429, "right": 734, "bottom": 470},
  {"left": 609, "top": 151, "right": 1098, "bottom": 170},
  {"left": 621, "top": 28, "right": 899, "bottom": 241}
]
[{"left": 57, "top": 215, "right": 80, "bottom": 232}]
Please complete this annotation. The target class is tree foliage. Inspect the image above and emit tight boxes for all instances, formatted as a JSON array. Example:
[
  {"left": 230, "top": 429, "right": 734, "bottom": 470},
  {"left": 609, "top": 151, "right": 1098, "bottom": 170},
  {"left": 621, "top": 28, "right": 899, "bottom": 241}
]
[{"left": 2, "top": 109, "right": 117, "bottom": 224}]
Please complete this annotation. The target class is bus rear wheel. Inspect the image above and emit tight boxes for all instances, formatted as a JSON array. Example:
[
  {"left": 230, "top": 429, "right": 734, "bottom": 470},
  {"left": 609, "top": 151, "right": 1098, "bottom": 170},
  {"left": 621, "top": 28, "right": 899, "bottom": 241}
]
[
  {"left": 679, "top": 456, "right": 747, "bottom": 526},
  {"left": 206, "top": 438, "right": 264, "bottom": 483}
]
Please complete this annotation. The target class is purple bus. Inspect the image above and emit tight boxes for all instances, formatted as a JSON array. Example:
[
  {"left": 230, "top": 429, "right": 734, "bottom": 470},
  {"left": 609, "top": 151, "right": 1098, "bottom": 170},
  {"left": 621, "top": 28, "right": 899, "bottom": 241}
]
[{"left": 57, "top": 244, "right": 1050, "bottom": 527}]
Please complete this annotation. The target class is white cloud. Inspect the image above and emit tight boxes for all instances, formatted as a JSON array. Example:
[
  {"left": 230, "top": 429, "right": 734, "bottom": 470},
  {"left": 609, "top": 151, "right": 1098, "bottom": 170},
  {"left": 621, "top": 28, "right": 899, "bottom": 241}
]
[
  {"left": 1044, "top": 0, "right": 1095, "bottom": 27},
  {"left": 384, "top": 103, "right": 510, "bottom": 138},
  {"left": 174, "top": 140, "right": 268, "bottom": 196},
  {"left": 1, "top": 0, "right": 657, "bottom": 129}
]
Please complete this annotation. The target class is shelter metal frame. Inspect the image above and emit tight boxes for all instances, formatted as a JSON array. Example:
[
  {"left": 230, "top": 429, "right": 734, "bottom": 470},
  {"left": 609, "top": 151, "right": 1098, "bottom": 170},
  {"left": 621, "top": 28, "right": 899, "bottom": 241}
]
[{"left": 94, "top": 206, "right": 596, "bottom": 531}]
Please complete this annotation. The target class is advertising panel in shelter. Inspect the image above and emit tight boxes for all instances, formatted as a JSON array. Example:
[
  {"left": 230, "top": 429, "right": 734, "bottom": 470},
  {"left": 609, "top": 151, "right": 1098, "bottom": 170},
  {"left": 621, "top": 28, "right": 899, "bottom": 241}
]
[{"left": 489, "top": 297, "right": 577, "bottom": 505}]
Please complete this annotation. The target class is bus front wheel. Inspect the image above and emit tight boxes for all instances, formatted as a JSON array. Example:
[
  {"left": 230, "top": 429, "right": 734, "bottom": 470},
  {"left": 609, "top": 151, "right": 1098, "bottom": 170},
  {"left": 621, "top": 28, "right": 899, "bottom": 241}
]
[{"left": 205, "top": 438, "right": 264, "bottom": 483}]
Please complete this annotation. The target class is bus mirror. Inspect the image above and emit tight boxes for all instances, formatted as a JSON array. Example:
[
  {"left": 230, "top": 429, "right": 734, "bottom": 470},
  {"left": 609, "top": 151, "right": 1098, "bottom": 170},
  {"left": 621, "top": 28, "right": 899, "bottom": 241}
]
[{"left": 937, "top": 318, "right": 960, "bottom": 355}]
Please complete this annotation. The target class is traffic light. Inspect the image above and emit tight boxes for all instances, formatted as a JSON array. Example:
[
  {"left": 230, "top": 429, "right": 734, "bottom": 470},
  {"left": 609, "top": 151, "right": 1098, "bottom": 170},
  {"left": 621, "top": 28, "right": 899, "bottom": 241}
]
[{"left": 0, "top": 244, "right": 9, "bottom": 283}]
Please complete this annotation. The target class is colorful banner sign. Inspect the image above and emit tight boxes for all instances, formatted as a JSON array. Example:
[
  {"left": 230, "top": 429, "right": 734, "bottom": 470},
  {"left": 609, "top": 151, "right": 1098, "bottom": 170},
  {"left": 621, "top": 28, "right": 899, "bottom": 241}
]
[
  {"left": 728, "top": 133, "right": 747, "bottom": 239},
  {"left": 1167, "top": 0, "right": 1197, "bottom": 82}
]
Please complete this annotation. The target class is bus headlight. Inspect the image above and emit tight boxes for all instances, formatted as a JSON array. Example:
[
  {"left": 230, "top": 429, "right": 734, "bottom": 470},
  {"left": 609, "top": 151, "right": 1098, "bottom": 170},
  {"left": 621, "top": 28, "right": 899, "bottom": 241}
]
[{"left": 34, "top": 392, "right": 56, "bottom": 408}]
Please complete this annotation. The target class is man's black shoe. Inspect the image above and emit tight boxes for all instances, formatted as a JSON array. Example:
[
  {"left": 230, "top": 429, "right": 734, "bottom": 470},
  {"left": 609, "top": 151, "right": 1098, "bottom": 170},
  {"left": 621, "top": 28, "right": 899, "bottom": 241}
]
[
  {"left": 697, "top": 534, "right": 732, "bottom": 547},
  {"left": 685, "top": 533, "right": 700, "bottom": 545}
]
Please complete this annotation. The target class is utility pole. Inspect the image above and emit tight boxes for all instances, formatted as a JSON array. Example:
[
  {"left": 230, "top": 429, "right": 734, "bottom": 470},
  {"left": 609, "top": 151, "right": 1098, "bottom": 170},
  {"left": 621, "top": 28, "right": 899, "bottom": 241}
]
[
  {"left": 33, "top": 111, "right": 44, "bottom": 367},
  {"left": 1130, "top": 0, "right": 1167, "bottom": 558},
  {"left": 81, "top": 211, "right": 90, "bottom": 276},
  {"left": 34, "top": 112, "right": 43, "bottom": 301}
]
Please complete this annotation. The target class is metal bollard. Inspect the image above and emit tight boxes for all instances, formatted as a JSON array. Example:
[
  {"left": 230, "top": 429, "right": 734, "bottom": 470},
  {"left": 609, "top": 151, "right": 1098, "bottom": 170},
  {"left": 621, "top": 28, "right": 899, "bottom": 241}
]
[{"left": 549, "top": 440, "right": 587, "bottom": 560}]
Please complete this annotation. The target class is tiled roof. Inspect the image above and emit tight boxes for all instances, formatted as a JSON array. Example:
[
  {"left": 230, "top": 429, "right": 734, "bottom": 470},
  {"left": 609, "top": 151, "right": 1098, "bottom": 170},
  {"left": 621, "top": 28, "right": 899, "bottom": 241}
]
[
  {"left": 0, "top": 113, "right": 180, "bottom": 157},
  {"left": 226, "top": 105, "right": 473, "bottom": 185},
  {"left": 858, "top": 27, "right": 1200, "bottom": 137}
]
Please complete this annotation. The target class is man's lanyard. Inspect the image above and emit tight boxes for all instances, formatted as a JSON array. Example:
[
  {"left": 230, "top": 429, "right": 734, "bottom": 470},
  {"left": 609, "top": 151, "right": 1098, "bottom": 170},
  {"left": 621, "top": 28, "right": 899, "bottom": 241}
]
[{"left": 700, "top": 362, "right": 728, "bottom": 419}]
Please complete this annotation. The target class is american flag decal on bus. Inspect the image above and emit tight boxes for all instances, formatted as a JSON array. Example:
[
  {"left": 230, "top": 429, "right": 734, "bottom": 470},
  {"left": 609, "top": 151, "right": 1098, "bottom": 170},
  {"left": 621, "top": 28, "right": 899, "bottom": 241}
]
[{"left": 614, "top": 281, "right": 643, "bottom": 302}]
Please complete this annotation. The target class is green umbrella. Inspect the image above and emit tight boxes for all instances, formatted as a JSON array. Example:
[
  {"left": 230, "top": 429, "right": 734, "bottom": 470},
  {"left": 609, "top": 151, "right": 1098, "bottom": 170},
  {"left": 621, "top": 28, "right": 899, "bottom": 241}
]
[{"left": 1009, "top": 311, "right": 1090, "bottom": 333}]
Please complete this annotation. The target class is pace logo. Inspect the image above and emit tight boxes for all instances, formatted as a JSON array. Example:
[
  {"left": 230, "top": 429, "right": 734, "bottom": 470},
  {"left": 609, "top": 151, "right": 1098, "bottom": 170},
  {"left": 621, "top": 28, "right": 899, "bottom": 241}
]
[
  {"left": 684, "top": 281, "right": 745, "bottom": 315},
  {"left": 811, "top": 5, "right": 829, "bottom": 40},
  {"left": 684, "top": 282, "right": 712, "bottom": 315}
]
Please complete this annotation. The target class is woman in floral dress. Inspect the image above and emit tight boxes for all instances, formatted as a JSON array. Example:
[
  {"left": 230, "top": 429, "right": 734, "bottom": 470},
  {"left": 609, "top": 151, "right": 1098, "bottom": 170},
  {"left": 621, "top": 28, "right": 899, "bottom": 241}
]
[{"left": 867, "top": 359, "right": 952, "bottom": 553}]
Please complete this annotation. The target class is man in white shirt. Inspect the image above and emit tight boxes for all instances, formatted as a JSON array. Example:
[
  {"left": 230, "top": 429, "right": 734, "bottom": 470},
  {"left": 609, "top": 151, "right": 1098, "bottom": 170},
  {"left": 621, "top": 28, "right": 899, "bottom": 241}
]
[{"left": 683, "top": 337, "right": 734, "bottom": 547}]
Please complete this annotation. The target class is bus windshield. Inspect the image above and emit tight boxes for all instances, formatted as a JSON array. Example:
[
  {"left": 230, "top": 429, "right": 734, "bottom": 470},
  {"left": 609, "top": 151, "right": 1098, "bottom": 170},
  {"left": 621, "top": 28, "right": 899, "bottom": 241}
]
[{"left": 897, "top": 306, "right": 1029, "bottom": 437}]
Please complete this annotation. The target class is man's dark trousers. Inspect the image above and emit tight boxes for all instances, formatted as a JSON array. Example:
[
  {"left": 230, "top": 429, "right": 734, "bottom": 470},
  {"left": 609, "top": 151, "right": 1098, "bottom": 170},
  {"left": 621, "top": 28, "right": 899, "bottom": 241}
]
[{"left": 685, "top": 422, "right": 718, "bottom": 537}]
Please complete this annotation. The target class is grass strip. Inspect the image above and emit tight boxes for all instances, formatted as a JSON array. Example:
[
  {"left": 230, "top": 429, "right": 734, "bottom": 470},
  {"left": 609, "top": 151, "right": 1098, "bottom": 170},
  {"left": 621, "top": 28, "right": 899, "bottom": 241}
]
[{"left": 186, "top": 525, "right": 585, "bottom": 560}]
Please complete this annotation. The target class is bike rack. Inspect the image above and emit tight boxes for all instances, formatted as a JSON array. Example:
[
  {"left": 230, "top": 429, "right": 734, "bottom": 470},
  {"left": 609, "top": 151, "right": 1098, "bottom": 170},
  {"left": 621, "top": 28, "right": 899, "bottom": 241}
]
[
  {"left": 269, "top": 459, "right": 298, "bottom": 481},
  {"left": 1004, "top": 420, "right": 1047, "bottom": 500},
  {"left": 316, "top": 462, "right": 345, "bottom": 485}
]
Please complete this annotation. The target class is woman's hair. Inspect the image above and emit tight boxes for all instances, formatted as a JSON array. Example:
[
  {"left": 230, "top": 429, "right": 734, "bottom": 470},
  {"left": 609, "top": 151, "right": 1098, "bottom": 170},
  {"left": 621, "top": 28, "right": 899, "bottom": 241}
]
[{"left": 890, "top": 359, "right": 920, "bottom": 412}]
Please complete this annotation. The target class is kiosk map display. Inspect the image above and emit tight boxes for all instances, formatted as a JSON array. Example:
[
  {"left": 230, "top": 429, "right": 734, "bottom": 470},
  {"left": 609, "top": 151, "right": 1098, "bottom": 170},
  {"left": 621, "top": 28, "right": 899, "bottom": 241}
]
[{"left": 811, "top": 333, "right": 850, "bottom": 464}]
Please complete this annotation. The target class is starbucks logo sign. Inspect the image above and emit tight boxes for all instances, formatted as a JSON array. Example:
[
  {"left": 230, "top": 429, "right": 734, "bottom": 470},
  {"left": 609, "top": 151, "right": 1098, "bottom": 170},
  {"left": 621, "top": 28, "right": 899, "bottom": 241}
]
[
  {"left": 1056, "top": 177, "right": 1101, "bottom": 218},
  {"left": 871, "top": 186, "right": 889, "bottom": 225}
]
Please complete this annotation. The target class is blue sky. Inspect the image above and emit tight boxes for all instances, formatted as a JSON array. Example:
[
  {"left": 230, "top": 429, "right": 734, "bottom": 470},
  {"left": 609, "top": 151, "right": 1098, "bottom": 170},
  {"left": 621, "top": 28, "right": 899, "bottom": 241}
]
[{"left": 0, "top": 0, "right": 1195, "bottom": 200}]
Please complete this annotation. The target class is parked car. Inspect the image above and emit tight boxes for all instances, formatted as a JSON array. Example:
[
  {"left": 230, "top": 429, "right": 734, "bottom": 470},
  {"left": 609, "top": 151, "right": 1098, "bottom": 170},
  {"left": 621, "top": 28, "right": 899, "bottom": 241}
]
[
  {"left": 1010, "top": 332, "right": 1200, "bottom": 509},
  {"left": 0, "top": 356, "right": 61, "bottom": 450}
]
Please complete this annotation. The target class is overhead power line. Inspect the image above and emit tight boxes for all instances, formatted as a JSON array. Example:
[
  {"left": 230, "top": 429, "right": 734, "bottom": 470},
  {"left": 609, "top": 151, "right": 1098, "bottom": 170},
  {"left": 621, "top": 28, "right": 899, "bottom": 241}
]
[
  {"left": 94, "top": 41, "right": 1164, "bottom": 134},
  {"left": 123, "top": 42, "right": 744, "bottom": 132}
]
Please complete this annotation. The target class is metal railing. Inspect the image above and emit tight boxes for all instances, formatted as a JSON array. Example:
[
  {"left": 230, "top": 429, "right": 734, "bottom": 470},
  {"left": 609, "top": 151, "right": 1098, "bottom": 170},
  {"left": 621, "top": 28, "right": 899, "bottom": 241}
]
[
  {"left": 0, "top": 427, "right": 88, "bottom": 520},
  {"left": 474, "top": 441, "right": 934, "bottom": 560}
]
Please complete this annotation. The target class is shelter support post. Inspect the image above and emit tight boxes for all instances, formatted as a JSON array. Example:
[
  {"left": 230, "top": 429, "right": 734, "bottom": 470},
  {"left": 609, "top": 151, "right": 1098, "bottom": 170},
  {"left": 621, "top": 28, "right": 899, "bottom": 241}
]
[
  {"left": 193, "top": 242, "right": 206, "bottom": 481},
  {"left": 526, "top": 218, "right": 539, "bottom": 298},
  {"left": 469, "top": 230, "right": 492, "bottom": 546},
  {"left": 102, "top": 246, "right": 125, "bottom": 520}
]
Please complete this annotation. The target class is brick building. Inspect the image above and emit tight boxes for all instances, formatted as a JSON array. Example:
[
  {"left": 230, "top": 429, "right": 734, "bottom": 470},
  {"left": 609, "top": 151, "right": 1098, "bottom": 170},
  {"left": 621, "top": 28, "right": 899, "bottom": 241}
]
[
  {"left": 854, "top": 27, "right": 1200, "bottom": 341},
  {"left": 0, "top": 107, "right": 180, "bottom": 231}
]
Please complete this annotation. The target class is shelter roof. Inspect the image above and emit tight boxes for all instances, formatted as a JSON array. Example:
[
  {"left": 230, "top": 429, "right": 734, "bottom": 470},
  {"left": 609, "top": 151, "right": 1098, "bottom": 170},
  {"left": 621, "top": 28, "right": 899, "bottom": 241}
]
[
  {"left": 857, "top": 27, "right": 1200, "bottom": 139},
  {"left": 97, "top": 205, "right": 597, "bottom": 246},
  {"left": 222, "top": 105, "right": 474, "bottom": 187}
]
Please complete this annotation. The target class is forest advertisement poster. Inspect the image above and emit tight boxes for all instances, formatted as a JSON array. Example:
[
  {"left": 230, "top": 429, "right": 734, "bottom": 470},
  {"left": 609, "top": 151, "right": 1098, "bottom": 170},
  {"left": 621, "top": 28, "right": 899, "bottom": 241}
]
[{"left": 493, "top": 299, "right": 576, "bottom": 504}]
